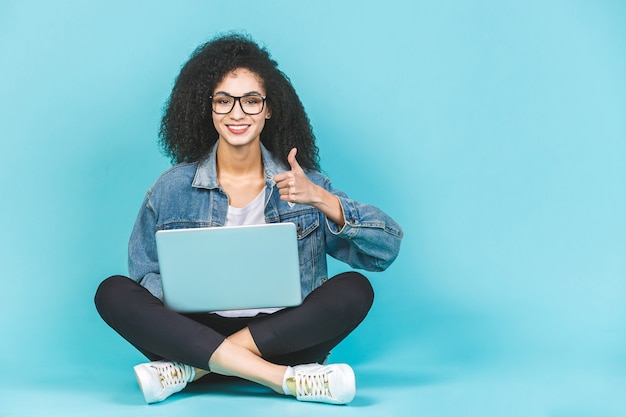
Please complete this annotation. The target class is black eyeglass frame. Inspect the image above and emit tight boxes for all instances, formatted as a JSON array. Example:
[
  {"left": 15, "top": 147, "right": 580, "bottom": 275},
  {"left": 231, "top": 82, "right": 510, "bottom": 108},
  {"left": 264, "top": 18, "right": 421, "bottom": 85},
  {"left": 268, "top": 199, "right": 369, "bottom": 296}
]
[{"left": 209, "top": 93, "right": 268, "bottom": 115}]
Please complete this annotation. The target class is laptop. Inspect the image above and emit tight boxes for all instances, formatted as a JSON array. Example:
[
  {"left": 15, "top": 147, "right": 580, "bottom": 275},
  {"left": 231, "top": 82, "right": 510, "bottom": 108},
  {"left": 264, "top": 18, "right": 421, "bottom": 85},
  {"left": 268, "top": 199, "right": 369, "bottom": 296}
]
[{"left": 155, "top": 223, "right": 302, "bottom": 312}]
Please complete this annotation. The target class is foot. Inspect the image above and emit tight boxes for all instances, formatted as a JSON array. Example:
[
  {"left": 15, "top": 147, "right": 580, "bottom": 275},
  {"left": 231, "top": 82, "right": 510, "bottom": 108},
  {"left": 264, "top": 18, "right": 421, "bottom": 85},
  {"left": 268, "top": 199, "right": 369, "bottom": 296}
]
[
  {"left": 133, "top": 360, "right": 195, "bottom": 404},
  {"left": 288, "top": 363, "right": 356, "bottom": 405}
]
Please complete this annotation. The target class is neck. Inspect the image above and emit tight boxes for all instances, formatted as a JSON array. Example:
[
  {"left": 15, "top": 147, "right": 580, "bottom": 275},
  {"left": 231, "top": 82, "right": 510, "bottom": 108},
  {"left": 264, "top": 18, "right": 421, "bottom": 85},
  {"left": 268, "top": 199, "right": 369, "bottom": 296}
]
[{"left": 216, "top": 140, "right": 263, "bottom": 176}]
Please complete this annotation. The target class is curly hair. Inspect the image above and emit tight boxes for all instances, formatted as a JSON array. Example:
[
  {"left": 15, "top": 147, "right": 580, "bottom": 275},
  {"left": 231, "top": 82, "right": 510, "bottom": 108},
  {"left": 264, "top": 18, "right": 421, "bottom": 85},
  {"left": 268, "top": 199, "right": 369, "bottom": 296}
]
[{"left": 159, "top": 32, "right": 320, "bottom": 171}]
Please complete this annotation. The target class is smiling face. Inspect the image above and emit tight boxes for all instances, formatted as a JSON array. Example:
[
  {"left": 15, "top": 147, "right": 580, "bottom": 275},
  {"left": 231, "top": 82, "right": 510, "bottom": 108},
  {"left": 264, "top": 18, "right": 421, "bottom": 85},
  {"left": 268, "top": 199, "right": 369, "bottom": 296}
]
[{"left": 211, "top": 68, "right": 271, "bottom": 149}]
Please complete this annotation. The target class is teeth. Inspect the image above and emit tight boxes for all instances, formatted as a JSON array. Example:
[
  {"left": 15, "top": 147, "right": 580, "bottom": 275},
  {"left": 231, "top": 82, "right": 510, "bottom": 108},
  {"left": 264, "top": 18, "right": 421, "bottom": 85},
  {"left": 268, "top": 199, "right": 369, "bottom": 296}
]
[{"left": 229, "top": 125, "right": 248, "bottom": 131}]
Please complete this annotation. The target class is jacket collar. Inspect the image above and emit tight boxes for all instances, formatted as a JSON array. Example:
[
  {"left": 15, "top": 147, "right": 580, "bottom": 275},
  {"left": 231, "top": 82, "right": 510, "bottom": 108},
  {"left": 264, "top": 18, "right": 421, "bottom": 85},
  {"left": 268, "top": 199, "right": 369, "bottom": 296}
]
[{"left": 192, "top": 141, "right": 289, "bottom": 189}]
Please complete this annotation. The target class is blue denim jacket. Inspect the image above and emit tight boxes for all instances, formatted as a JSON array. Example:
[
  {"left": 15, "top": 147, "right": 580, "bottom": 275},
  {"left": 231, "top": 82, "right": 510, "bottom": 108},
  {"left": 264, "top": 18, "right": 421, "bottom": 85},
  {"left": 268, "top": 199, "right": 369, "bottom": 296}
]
[{"left": 128, "top": 143, "right": 403, "bottom": 301}]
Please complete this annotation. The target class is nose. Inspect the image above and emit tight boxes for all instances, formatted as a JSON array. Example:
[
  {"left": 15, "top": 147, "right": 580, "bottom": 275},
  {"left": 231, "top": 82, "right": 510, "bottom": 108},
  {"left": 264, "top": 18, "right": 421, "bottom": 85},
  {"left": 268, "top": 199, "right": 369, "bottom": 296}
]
[{"left": 228, "top": 97, "right": 247, "bottom": 119}]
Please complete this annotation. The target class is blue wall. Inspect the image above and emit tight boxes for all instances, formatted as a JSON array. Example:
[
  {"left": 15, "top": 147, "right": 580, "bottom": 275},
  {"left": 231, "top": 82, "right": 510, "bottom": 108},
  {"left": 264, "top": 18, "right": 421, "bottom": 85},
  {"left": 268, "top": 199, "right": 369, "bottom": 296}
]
[{"left": 1, "top": 0, "right": 624, "bottom": 384}]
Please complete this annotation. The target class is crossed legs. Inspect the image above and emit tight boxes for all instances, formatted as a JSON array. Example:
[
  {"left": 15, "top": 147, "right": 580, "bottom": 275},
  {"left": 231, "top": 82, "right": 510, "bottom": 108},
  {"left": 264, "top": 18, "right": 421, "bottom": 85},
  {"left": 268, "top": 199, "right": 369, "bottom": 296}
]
[{"left": 95, "top": 272, "right": 373, "bottom": 400}]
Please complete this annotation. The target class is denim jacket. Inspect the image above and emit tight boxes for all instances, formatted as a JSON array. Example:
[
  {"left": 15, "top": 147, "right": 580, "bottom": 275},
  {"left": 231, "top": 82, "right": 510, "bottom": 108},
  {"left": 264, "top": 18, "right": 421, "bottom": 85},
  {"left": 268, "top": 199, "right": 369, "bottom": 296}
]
[{"left": 128, "top": 142, "right": 403, "bottom": 301}]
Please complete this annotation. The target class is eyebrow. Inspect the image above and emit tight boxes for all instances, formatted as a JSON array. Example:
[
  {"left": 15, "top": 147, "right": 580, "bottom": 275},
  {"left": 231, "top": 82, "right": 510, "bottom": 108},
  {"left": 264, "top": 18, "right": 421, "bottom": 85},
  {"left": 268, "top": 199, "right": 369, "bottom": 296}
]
[{"left": 213, "top": 91, "right": 265, "bottom": 96}]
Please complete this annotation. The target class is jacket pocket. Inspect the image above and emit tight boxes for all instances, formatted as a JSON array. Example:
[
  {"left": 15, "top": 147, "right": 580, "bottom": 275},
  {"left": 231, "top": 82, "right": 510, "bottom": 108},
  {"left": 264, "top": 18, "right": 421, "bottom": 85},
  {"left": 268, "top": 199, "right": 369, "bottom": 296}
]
[
  {"left": 281, "top": 209, "right": 320, "bottom": 266},
  {"left": 159, "top": 221, "right": 211, "bottom": 231}
]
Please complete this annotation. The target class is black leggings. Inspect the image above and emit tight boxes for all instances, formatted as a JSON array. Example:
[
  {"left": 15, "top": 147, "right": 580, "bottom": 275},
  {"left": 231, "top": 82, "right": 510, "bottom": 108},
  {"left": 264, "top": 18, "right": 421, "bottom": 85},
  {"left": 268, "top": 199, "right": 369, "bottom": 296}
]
[{"left": 94, "top": 272, "right": 373, "bottom": 371}]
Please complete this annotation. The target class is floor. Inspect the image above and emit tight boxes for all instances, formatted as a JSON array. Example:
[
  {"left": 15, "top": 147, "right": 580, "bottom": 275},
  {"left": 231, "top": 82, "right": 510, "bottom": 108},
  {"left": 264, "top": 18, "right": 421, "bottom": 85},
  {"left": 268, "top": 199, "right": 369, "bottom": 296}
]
[{"left": 4, "top": 349, "right": 625, "bottom": 417}]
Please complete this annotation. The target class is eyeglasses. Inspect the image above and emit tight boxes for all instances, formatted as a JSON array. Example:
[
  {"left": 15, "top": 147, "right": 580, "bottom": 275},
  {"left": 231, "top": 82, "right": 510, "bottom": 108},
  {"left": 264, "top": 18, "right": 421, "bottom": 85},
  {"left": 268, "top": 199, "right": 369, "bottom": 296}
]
[{"left": 209, "top": 93, "right": 267, "bottom": 115}]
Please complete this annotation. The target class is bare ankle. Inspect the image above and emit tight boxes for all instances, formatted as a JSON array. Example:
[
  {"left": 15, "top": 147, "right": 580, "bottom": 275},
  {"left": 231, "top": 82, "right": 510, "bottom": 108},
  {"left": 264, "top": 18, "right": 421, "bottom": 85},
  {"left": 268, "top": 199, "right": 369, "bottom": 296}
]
[{"left": 192, "top": 368, "right": 210, "bottom": 382}]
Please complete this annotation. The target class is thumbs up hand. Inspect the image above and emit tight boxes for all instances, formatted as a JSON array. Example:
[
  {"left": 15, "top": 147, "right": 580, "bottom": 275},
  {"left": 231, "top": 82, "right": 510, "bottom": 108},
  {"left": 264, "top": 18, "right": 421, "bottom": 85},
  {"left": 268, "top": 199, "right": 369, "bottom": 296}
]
[
  {"left": 274, "top": 148, "right": 318, "bottom": 206},
  {"left": 273, "top": 148, "right": 346, "bottom": 226}
]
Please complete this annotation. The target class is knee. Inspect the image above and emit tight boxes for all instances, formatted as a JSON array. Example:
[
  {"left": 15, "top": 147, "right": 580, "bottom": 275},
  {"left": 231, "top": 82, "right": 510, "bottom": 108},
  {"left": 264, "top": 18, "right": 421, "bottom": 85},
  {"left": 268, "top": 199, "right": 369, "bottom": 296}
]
[
  {"left": 340, "top": 272, "right": 374, "bottom": 305},
  {"left": 94, "top": 275, "right": 132, "bottom": 317},
  {"left": 332, "top": 271, "right": 375, "bottom": 320}
]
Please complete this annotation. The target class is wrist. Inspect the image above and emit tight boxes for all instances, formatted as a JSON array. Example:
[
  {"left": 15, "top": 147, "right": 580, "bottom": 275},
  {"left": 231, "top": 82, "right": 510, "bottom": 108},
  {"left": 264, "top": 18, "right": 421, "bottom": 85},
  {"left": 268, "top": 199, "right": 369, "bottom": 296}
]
[{"left": 311, "top": 188, "right": 345, "bottom": 227}]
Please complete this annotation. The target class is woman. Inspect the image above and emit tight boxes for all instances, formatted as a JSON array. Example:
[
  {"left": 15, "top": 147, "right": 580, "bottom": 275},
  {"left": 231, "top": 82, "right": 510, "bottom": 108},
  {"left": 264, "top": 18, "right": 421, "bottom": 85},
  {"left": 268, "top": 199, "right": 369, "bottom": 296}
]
[{"left": 95, "top": 32, "right": 403, "bottom": 406}]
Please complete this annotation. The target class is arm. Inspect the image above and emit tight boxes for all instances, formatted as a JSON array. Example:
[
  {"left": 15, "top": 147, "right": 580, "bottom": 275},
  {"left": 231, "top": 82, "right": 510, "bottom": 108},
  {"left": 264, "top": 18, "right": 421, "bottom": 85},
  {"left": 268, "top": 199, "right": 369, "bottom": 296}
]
[
  {"left": 273, "top": 148, "right": 345, "bottom": 227},
  {"left": 273, "top": 148, "right": 403, "bottom": 271},
  {"left": 324, "top": 189, "right": 403, "bottom": 271},
  {"left": 128, "top": 191, "right": 164, "bottom": 300}
]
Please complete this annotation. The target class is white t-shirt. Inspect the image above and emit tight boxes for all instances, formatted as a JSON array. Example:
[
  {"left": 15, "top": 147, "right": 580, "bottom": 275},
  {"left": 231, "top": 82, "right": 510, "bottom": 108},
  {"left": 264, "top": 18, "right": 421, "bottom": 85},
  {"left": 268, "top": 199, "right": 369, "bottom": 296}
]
[{"left": 213, "top": 186, "right": 284, "bottom": 318}]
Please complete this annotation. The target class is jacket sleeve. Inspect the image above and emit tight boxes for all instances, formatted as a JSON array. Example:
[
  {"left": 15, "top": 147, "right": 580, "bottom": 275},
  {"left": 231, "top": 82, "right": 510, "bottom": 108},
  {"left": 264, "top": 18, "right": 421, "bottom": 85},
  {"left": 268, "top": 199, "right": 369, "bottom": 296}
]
[
  {"left": 322, "top": 180, "right": 403, "bottom": 271},
  {"left": 127, "top": 190, "right": 164, "bottom": 300}
]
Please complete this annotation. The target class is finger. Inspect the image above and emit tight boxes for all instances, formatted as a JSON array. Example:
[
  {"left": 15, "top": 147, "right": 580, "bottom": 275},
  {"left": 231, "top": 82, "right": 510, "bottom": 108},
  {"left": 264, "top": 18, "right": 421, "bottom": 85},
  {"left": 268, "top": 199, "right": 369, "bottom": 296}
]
[
  {"left": 273, "top": 173, "right": 286, "bottom": 184},
  {"left": 274, "top": 172, "right": 294, "bottom": 187},
  {"left": 287, "top": 148, "right": 302, "bottom": 172},
  {"left": 278, "top": 188, "right": 290, "bottom": 197},
  {"left": 280, "top": 189, "right": 298, "bottom": 201},
  {"left": 274, "top": 168, "right": 297, "bottom": 182}
]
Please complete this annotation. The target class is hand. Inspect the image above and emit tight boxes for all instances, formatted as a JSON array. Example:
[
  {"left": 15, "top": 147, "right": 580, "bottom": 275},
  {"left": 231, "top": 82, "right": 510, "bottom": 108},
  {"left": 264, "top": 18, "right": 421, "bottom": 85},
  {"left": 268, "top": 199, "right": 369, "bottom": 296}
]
[
  {"left": 273, "top": 148, "right": 319, "bottom": 205},
  {"left": 274, "top": 148, "right": 346, "bottom": 226}
]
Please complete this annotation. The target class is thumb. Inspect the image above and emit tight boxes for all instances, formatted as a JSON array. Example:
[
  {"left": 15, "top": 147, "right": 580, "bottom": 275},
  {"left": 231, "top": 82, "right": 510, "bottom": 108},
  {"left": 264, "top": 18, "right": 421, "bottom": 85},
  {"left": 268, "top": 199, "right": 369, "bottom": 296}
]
[{"left": 287, "top": 148, "right": 301, "bottom": 171}]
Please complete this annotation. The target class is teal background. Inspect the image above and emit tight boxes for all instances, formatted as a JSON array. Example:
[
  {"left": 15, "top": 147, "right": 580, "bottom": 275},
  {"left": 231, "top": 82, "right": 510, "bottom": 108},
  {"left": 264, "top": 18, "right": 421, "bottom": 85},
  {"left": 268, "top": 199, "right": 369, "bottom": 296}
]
[{"left": 1, "top": 0, "right": 625, "bottom": 415}]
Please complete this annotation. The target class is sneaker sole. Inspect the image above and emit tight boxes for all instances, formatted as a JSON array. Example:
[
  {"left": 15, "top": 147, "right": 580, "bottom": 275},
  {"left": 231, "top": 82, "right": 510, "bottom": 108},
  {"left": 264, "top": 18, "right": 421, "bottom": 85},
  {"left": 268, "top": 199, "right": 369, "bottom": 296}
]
[
  {"left": 133, "top": 364, "right": 158, "bottom": 404},
  {"left": 330, "top": 364, "right": 356, "bottom": 404}
]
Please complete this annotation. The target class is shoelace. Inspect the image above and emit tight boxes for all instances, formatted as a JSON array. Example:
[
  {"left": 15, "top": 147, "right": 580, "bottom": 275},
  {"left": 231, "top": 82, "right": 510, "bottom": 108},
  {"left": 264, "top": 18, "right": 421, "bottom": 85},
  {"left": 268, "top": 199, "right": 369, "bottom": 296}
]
[
  {"left": 295, "top": 370, "right": 331, "bottom": 399},
  {"left": 152, "top": 362, "right": 190, "bottom": 388}
]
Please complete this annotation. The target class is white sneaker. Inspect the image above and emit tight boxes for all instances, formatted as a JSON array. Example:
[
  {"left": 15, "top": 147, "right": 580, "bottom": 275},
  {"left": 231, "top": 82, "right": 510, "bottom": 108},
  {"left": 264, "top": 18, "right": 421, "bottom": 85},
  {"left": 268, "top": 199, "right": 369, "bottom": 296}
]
[
  {"left": 291, "top": 363, "right": 356, "bottom": 405},
  {"left": 133, "top": 360, "right": 195, "bottom": 404}
]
